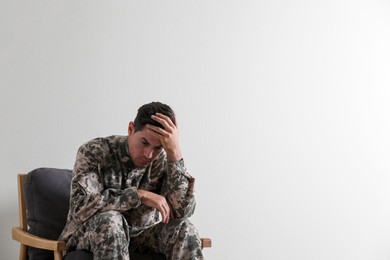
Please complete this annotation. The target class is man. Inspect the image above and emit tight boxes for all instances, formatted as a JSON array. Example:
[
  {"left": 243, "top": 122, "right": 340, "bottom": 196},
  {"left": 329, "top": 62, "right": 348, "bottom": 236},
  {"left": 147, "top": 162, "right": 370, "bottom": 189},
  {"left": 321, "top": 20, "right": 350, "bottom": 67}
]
[{"left": 59, "top": 102, "right": 203, "bottom": 260}]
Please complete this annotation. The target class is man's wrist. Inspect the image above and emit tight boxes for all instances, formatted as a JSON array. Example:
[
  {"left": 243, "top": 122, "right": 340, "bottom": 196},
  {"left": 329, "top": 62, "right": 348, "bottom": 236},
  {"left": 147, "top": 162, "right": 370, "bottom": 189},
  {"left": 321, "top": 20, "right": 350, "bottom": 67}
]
[
  {"left": 137, "top": 189, "right": 146, "bottom": 202},
  {"left": 166, "top": 150, "right": 182, "bottom": 163}
]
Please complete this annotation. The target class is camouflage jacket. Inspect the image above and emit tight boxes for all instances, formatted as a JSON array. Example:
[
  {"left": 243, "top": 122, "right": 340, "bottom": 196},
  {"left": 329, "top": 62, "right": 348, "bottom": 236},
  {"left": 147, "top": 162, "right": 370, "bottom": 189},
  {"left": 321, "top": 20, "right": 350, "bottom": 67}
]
[{"left": 59, "top": 135, "right": 196, "bottom": 247}]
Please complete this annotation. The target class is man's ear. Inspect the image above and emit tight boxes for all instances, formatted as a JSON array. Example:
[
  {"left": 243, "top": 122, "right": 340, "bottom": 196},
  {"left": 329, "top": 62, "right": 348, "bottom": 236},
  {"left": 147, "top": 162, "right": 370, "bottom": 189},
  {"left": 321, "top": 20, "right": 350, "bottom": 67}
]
[{"left": 128, "top": 122, "right": 135, "bottom": 135}]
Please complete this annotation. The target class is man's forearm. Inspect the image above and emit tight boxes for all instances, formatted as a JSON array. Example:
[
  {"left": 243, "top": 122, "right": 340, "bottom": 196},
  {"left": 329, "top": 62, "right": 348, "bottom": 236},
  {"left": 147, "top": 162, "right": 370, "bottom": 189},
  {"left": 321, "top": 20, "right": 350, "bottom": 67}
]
[{"left": 163, "top": 160, "right": 196, "bottom": 218}]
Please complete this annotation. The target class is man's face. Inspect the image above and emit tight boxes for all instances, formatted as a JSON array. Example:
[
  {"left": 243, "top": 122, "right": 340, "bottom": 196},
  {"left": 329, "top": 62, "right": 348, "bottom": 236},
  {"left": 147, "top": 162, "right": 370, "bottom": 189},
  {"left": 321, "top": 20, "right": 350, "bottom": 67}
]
[{"left": 127, "top": 122, "right": 164, "bottom": 168}]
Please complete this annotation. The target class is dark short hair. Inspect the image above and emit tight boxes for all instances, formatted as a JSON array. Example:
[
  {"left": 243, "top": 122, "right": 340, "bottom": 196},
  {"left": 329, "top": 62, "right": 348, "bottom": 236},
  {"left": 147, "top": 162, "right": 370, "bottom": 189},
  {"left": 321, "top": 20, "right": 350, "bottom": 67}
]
[{"left": 133, "top": 102, "right": 175, "bottom": 132}]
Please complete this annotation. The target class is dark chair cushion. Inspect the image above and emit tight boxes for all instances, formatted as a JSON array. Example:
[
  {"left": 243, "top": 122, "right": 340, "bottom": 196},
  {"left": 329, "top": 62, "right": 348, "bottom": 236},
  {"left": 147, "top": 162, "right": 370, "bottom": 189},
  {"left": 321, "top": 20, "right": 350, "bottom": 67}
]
[
  {"left": 25, "top": 168, "right": 166, "bottom": 260},
  {"left": 63, "top": 251, "right": 165, "bottom": 260},
  {"left": 63, "top": 249, "right": 93, "bottom": 260},
  {"left": 25, "top": 168, "right": 72, "bottom": 260}
]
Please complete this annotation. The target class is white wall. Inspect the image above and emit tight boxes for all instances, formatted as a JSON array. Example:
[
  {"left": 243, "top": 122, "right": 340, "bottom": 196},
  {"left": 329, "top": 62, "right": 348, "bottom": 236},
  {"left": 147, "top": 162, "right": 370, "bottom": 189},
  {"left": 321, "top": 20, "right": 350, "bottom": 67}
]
[{"left": 1, "top": 1, "right": 390, "bottom": 259}]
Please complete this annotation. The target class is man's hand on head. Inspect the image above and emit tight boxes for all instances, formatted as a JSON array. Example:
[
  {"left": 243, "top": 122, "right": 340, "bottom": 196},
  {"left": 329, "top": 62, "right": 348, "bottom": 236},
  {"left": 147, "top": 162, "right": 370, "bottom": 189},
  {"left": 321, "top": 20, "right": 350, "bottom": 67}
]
[{"left": 147, "top": 113, "right": 183, "bottom": 162}]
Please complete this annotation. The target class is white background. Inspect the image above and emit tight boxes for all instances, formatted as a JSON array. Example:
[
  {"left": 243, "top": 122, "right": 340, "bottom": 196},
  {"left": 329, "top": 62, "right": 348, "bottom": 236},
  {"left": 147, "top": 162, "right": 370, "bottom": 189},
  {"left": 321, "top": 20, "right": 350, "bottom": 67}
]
[{"left": 1, "top": 1, "right": 390, "bottom": 259}]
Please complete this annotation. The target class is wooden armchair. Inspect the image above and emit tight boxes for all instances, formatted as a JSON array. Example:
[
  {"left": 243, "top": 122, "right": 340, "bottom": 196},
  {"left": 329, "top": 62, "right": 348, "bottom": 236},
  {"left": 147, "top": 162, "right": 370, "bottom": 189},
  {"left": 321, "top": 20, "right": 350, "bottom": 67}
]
[
  {"left": 12, "top": 173, "right": 67, "bottom": 260},
  {"left": 12, "top": 169, "right": 211, "bottom": 260}
]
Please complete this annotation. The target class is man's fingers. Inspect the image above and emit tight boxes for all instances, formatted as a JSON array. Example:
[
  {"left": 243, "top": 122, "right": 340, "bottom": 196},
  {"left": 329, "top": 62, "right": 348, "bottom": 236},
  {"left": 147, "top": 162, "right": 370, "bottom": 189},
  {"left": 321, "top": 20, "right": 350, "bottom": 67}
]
[
  {"left": 138, "top": 190, "right": 172, "bottom": 223},
  {"left": 160, "top": 207, "right": 167, "bottom": 223},
  {"left": 160, "top": 205, "right": 166, "bottom": 223},
  {"left": 147, "top": 124, "right": 167, "bottom": 136},
  {"left": 152, "top": 113, "right": 176, "bottom": 128},
  {"left": 146, "top": 125, "right": 173, "bottom": 146},
  {"left": 160, "top": 202, "right": 171, "bottom": 223}
]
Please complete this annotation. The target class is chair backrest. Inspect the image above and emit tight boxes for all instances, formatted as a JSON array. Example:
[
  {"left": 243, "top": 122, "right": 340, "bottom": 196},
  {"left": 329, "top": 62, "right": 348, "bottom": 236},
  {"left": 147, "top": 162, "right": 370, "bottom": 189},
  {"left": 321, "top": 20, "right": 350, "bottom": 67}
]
[{"left": 23, "top": 168, "right": 72, "bottom": 260}]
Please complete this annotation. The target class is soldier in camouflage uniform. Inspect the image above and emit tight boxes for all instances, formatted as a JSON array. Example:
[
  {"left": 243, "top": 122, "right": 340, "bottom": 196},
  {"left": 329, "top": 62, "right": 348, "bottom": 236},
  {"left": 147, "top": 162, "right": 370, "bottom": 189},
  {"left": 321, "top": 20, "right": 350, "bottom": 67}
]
[{"left": 59, "top": 102, "right": 204, "bottom": 260}]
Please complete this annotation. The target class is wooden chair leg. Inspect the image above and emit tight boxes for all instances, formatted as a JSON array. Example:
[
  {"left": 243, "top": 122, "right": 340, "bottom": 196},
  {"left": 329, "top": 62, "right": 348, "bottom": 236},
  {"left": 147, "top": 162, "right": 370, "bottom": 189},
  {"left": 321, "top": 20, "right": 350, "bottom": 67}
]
[
  {"left": 201, "top": 238, "right": 212, "bottom": 249},
  {"left": 53, "top": 250, "right": 63, "bottom": 260},
  {"left": 19, "top": 244, "right": 27, "bottom": 260}
]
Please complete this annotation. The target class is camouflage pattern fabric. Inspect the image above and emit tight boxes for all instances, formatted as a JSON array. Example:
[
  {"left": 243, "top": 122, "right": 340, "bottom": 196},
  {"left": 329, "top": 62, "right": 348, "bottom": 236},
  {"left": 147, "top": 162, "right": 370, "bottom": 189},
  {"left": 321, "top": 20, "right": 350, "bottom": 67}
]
[
  {"left": 59, "top": 135, "right": 203, "bottom": 259},
  {"left": 130, "top": 218, "right": 203, "bottom": 260}
]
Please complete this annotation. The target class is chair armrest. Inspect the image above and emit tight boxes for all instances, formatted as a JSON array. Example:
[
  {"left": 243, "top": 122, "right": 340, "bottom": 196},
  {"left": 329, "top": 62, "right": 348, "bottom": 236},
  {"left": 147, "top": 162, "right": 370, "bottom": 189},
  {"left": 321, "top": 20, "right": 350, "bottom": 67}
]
[
  {"left": 201, "top": 238, "right": 212, "bottom": 248},
  {"left": 13, "top": 226, "right": 210, "bottom": 251},
  {"left": 12, "top": 227, "right": 67, "bottom": 251}
]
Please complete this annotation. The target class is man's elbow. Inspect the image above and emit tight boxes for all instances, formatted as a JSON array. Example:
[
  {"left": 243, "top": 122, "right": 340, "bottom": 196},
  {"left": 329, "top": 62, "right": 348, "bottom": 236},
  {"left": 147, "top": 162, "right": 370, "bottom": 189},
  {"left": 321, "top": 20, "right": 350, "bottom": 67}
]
[{"left": 174, "top": 199, "right": 196, "bottom": 218}]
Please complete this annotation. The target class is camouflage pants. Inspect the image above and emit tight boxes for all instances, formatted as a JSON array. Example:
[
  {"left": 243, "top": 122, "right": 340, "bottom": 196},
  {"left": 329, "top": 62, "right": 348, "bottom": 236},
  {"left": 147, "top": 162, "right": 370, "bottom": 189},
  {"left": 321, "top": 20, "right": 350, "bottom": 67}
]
[{"left": 74, "top": 210, "right": 204, "bottom": 260}]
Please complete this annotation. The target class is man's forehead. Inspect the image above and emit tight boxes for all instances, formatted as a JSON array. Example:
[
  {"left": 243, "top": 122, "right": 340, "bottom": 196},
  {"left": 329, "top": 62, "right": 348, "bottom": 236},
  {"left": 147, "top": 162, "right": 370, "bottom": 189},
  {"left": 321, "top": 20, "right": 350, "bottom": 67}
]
[{"left": 139, "top": 128, "right": 162, "bottom": 147}]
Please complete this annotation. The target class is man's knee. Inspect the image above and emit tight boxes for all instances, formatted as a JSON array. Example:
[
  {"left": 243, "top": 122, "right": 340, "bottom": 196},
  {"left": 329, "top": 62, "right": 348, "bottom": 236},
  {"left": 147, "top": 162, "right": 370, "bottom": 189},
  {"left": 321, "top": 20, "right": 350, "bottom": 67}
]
[
  {"left": 85, "top": 211, "right": 130, "bottom": 260},
  {"left": 92, "top": 210, "right": 129, "bottom": 241},
  {"left": 163, "top": 219, "right": 203, "bottom": 259},
  {"left": 166, "top": 219, "right": 201, "bottom": 243}
]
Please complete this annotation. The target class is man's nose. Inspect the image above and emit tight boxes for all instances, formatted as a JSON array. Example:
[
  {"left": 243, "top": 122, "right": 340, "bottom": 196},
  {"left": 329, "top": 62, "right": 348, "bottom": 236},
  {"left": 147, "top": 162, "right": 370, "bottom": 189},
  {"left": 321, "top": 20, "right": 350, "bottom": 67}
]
[{"left": 144, "top": 147, "right": 154, "bottom": 159}]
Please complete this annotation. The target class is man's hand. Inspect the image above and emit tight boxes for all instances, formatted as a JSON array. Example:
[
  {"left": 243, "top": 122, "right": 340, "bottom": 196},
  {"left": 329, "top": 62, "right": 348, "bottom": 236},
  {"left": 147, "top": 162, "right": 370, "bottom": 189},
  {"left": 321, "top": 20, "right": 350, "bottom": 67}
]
[
  {"left": 137, "top": 189, "right": 174, "bottom": 223},
  {"left": 147, "top": 113, "right": 182, "bottom": 162}
]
